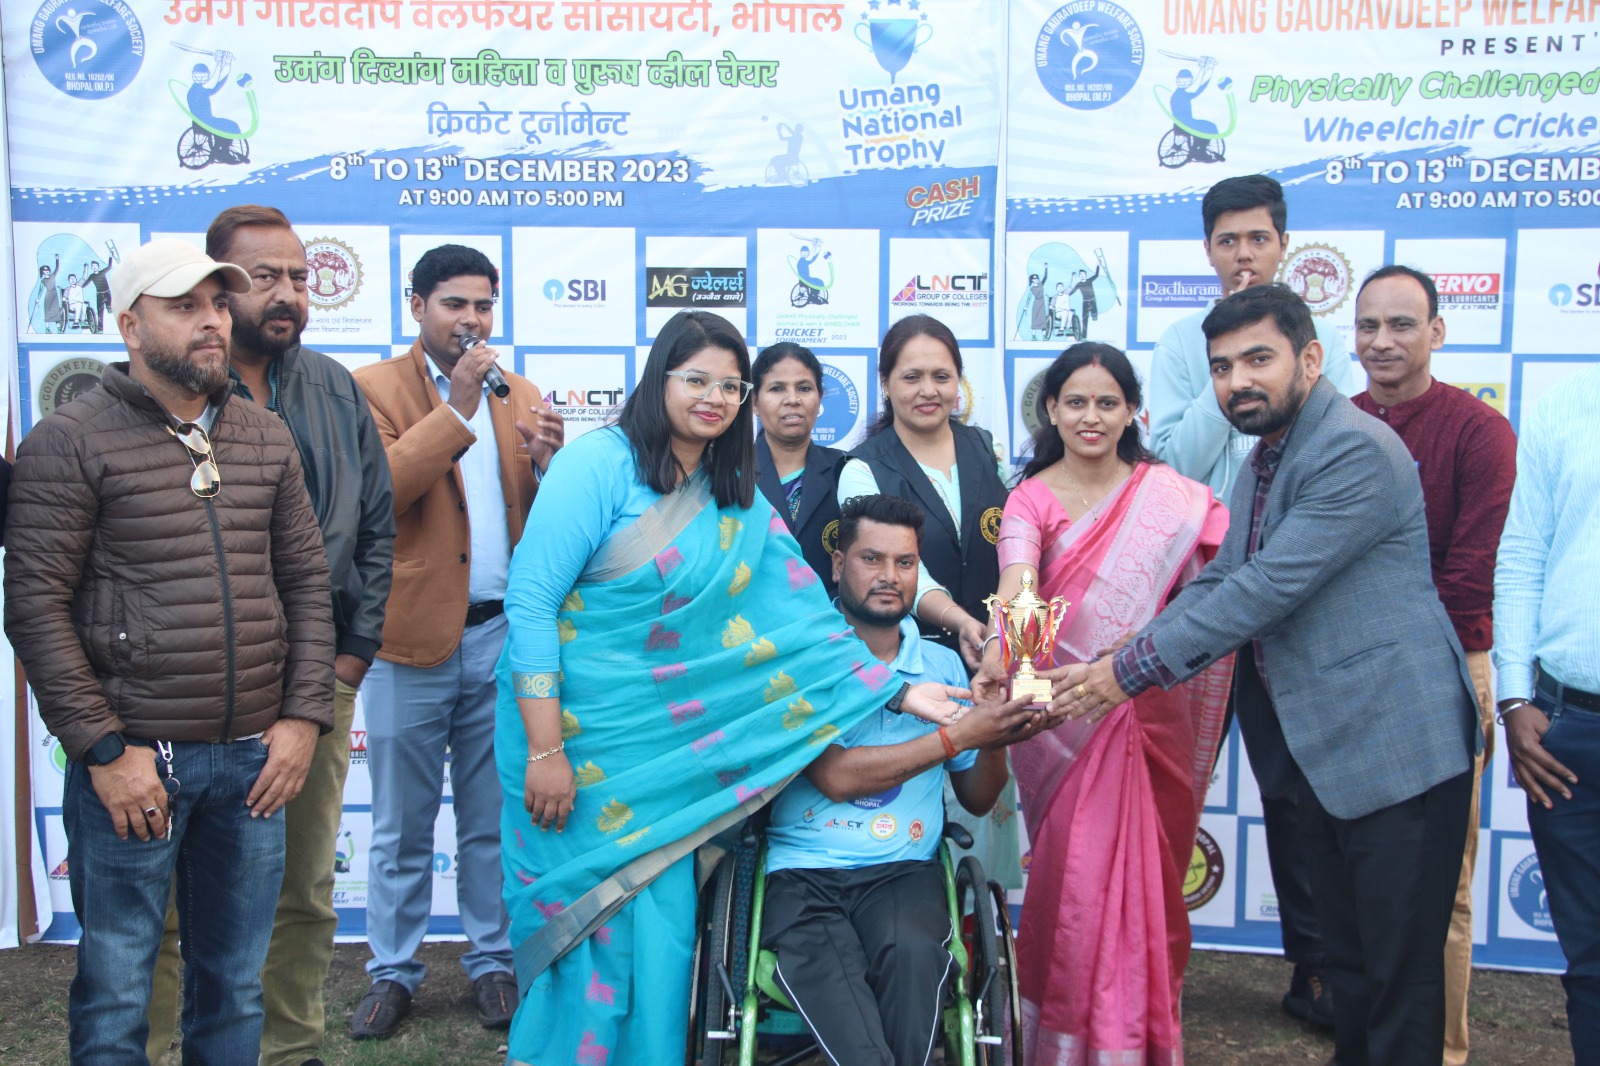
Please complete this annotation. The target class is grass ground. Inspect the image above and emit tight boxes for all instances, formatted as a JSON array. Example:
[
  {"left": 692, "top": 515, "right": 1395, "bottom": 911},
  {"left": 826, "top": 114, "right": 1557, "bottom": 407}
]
[{"left": 0, "top": 941, "right": 1572, "bottom": 1064}]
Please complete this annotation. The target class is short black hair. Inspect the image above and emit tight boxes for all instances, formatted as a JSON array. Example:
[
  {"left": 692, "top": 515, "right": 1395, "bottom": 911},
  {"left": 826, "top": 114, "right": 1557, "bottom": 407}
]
[
  {"left": 752, "top": 342, "right": 823, "bottom": 391},
  {"left": 411, "top": 244, "right": 499, "bottom": 301},
  {"left": 617, "top": 310, "right": 755, "bottom": 509},
  {"left": 1201, "top": 283, "right": 1315, "bottom": 355},
  {"left": 836, "top": 494, "right": 924, "bottom": 556},
  {"left": 1201, "top": 175, "right": 1288, "bottom": 241},
  {"left": 1359, "top": 264, "right": 1439, "bottom": 320}
]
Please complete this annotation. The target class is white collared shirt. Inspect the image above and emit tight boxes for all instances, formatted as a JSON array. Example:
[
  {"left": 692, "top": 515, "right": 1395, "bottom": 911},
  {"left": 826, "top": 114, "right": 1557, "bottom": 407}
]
[{"left": 426, "top": 352, "right": 511, "bottom": 602}]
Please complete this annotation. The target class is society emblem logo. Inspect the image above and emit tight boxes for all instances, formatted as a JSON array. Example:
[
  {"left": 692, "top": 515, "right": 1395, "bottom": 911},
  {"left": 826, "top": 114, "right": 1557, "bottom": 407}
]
[
  {"left": 1020, "top": 367, "right": 1050, "bottom": 437},
  {"left": 1507, "top": 852, "right": 1553, "bottom": 933},
  {"left": 869, "top": 813, "right": 898, "bottom": 840},
  {"left": 31, "top": 0, "right": 144, "bottom": 99},
  {"left": 812, "top": 363, "right": 861, "bottom": 447},
  {"left": 1279, "top": 244, "right": 1352, "bottom": 317},
  {"left": 304, "top": 238, "right": 362, "bottom": 311},
  {"left": 1184, "top": 827, "right": 1225, "bottom": 910},
  {"left": 1035, "top": 1, "right": 1146, "bottom": 111},
  {"left": 980, "top": 507, "right": 1004, "bottom": 546},
  {"left": 38, "top": 357, "right": 107, "bottom": 418}
]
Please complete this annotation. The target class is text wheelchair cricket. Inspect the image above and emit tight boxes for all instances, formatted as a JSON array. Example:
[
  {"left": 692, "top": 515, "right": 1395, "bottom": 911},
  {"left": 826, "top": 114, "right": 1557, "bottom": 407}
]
[{"left": 689, "top": 817, "right": 1022, "bottom": 1065}]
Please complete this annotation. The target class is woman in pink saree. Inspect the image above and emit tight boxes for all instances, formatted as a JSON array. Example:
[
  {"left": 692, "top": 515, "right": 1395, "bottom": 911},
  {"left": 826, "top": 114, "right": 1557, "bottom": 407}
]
[{"left": 981, "top": 343, "right": 1233, "bottom": 1065}]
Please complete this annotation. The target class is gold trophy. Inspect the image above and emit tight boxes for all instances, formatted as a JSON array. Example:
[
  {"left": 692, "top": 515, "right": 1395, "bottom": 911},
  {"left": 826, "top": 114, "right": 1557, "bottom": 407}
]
[{"left": 984, "top": 569, "right": 1068, "bottom": 705}]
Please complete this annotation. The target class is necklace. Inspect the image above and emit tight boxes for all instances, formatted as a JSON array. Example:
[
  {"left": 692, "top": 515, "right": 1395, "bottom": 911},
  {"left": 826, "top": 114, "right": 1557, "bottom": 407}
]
[{"left": 1059, "top": 464, "right": 1128, "bottom": 522}]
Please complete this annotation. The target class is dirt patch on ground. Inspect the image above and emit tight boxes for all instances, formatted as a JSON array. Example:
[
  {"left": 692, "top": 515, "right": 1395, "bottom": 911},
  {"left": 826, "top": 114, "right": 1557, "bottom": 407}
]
[{"left": 0, "top": 941, "right": 1573, "bottom": 1064}]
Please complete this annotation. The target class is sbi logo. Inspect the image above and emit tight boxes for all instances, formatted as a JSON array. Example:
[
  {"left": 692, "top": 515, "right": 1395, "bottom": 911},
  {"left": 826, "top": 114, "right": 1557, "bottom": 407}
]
[
  {"left": 432, "top": 852, "right": 454, "bottom": 874},
  {"left": 1549, "top": 284, "right": 1572, "bottom": 307},
  {"left": 545, "top": 278, "right": 608, "bottom": 302}
]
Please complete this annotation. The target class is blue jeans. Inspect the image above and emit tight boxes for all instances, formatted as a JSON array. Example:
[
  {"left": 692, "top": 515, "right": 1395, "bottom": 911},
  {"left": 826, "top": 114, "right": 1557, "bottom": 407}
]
[
  {"left": 363, "top": 614, "right": 512, "bottom": 991},
  {"left": 63, "top": 738, "right": 285, "bottom": 1065},
  {"left": 1527, "top": 692, "right": 1600, "bottom": 1065}
]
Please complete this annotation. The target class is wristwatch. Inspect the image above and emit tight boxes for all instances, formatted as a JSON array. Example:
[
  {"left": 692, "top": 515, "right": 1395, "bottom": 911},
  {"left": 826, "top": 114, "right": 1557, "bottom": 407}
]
[
  {"left": 82, "top": 733, "right": 127, "bottom": 766},
  {"left": 884, "top": 682, "right": 911, "bottom": 715}
]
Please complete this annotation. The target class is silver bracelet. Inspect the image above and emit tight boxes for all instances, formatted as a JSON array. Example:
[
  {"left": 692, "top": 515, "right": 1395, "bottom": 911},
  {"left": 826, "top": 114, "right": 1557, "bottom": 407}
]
[
  {"left": 1494, "top": 699, "right": 1533, "bottom": 726},
  {"left": 980, "top": 633, "right": 1001, "bottom": 655},
  {"left": 527, "top": 742, "right": 565, "bottom": 764}
]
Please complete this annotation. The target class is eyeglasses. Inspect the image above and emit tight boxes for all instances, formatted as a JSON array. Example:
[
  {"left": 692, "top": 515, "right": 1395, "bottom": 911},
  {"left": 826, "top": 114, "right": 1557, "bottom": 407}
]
[
  {"left": 665, "top": 370, "right": 755, "bottom": 405},
  {"left": 167, "top": 422, "right": 221, "bottom": 498}
]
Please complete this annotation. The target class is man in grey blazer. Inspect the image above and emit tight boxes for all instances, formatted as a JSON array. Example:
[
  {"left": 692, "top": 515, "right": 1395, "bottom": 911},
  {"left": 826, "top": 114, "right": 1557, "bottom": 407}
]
[{"left": 1056, "top": 284, "right": 1479, "bottom": 1065}]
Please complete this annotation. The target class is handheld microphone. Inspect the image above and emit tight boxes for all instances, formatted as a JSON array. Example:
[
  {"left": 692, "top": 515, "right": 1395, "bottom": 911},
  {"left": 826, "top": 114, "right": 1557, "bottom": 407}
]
[{"left": 459, "top": 332, "right": 510, "bottom": 398}]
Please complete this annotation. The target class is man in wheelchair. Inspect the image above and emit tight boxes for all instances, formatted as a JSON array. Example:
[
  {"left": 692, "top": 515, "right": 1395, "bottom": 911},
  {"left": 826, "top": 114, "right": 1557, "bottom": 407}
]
[{"left": 759, "top": 494, "right": 1032, "bottom": 1065}]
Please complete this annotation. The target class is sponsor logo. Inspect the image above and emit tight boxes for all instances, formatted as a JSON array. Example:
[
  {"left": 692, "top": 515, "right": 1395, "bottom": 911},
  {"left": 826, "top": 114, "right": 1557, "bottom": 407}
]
[
  {"left": 38, "top": 357, "right": 106, "bottom": 419},
  {"left": 545, "top": 278, "right": 610, "bottom": 305},
  {"left": 824, "top": 817, "right": 865, "bottom": 831},
  {"left": 1184, "top": 827, "right": 1225, "bottom": 910},
  {"left": 646, "top": 266, "right": 746, "bottom": 308},
  {"left": 348, "top": 729, "right": 368, "bottom": 765},
  {"left": 433, "top": 852, "right": 455, "bottom": 874},
  {"left": 909, "top": 818, "right": 925, "bottom": 843},
  {"left": 1546, "top": 260, "right": 1599, "bottom": 309},
  {"left": 869, "top": 813, "right": 898, "bottom": 839},
  {"left": 1035, "top": 1, "right": 1146, "bottom": 111},
  {"left": 31, "top": 0, "right": 144, "bottom": 99},
  {"left": 802, "top": 806, "right": 816, "bottom": 823},
  {"left": 333, "top": 824, "right": 356, "bottom": 874},
  {"left": 851, "top": 785, "right": 902, "bottom": 811},
  {"left": 813, "top": 364, "right": 860, "bottom": 447},
  {"left": 890, "top": 272, "right": 989, "bottom": 309},
  {"left": 906, "top": 175, "right": 982, "bottom": 226},
  {"left": 543, "top": 385, "right": 626, "bottom": 410},
  {"left": 1279, "top": 244, "right": 1352, "bottom": 317},
  {"left": 50, "top": 858, "right": 69, "bottom": 880},
  {"left": 1448, "top": 382, "right": 1507, "bottom": 414},
  {"left": 1141, "top": 274, "right": 1221, "bottom": 309},
  {"left": 1432, "top": 272, "right": 1501, "bottom": 309},
  {"left": 304, "top": 238, "right": 362, "bottom": 311},
  {"left": 1507, "top": 852, "right": 1553, "bottom": 933},
  {"left": 1020, "top": 367, "right": 1050, "bottom": 437}
]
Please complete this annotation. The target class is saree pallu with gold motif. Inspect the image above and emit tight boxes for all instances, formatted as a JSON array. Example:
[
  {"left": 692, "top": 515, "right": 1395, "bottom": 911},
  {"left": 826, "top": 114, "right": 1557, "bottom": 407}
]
[{"left": 495, "top": 473, "right": 895, "bottom": 1065}]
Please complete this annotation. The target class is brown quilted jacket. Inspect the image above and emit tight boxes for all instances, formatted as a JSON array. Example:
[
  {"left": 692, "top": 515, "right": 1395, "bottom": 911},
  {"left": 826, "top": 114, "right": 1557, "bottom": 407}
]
[{"left": 3, "top": 363, "right": 335, "bottom": 761}]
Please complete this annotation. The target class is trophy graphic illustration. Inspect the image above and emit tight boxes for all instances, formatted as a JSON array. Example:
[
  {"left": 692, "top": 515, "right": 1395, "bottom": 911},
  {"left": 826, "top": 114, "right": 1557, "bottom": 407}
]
[
  {"left": 855, "top": 17, "right": 933, "bottom": 83},
  {"left": 984, "top": 569, "right": 1068, "bottom": 705}
]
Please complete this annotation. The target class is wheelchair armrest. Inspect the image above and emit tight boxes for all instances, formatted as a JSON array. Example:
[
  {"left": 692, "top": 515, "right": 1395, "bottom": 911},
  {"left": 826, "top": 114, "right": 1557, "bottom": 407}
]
[{"left": 942, "top": 821, "right": 974, "bottom": 850}]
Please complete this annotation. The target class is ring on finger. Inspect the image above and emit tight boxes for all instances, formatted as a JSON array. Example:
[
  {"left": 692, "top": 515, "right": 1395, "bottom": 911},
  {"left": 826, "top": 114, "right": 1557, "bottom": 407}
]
[
  {"left": 1075, "top": 683, "right": 1088, "bottom": 698},
  {"left": 143, "top": 806, "right": 161, "bottom": 818}
]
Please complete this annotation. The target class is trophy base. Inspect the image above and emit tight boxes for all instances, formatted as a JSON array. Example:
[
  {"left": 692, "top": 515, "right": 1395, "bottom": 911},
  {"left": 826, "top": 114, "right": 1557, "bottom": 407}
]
[{"left": 1009, "top": 675, "right": 1054, "bottom": 706}]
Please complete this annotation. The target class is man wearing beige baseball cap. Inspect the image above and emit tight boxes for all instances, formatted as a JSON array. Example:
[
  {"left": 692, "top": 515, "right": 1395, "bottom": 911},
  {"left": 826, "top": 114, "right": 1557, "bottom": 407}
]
[{"left": 4, "top": 236, "right": 337, "bottom": 1062}]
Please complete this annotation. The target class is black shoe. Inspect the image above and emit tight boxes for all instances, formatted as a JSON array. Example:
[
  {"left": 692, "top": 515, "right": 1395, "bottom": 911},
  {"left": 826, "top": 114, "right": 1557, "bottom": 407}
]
[
  {"left": 350, "top": 980, "right": 412, "bottom": 1040},
  {"left": 474, "top": 970, "right": 517, "bottom": 1029},
  {"left": 1282, "top": 963, "right": 1335, "bottom": 1030}
]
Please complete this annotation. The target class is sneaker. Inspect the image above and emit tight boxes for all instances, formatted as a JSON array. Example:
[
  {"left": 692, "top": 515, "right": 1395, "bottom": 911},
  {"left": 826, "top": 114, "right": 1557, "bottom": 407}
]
[
  {"left": 474, "top": 970, "right": 518, "bottom": 1030},
  {"left": 1282, "top": 963, "right": 1335, "bottom": 1030},
  {"left": 349, "top": 980, "right": 412, "bottom": 1040}
]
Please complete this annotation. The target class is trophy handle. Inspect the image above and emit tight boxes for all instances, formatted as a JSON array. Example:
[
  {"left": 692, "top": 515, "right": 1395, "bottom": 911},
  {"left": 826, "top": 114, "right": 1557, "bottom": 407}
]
[
  {"left": 1036, "top": 597, "right": 1069, "bottom": 668},
  {"left": 983, "top": 595, "right": 1013, "bottom": 672}
]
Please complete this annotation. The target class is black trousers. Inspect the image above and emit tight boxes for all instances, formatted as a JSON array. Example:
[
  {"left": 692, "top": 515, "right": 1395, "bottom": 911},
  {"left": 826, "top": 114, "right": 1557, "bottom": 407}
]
[
  {"left": 1299, "top": 769, "right": 1473, "bottom": 1066},
  {"left": 761, "top": 860, "right": 955, "bottom": 1066},
  {"left": 1222, "top": 649, "right": 1326, "bottom": 967}
]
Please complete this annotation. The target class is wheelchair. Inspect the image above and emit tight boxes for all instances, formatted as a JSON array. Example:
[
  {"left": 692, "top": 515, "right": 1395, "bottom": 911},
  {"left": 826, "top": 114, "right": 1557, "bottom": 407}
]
[{"left": 689, "top": 819, "right": 1023, "bottom": 1066}]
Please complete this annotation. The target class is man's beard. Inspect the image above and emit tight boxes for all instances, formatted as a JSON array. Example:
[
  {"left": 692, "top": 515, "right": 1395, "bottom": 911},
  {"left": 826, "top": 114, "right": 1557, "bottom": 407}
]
[
  {"left": 232, "top": 302, "right": 305, "bottom": 358},
  {"left": 142, "top": 331, "right": 230, "bottom": 396},
  {"left": 839, "top": 582, "right": 911, "bottom": 628},
  {"left": 1226, "top": 363, "right": 1307, "bottom": 438}
]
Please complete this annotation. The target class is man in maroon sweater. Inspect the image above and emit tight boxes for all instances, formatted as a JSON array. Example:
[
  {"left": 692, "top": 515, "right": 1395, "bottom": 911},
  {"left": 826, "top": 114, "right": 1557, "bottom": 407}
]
[{"left": 1352, "top": 264, "right": 1517, "bottom": 1065}]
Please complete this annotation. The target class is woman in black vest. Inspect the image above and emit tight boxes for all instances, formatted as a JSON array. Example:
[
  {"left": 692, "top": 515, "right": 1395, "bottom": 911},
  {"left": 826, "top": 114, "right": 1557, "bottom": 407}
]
[
  {"left": 837, "top": 314, "right": 1008, "bottom": 668},
  {"left": 752, "top": 342, "right": 846, "bottom": 599}
]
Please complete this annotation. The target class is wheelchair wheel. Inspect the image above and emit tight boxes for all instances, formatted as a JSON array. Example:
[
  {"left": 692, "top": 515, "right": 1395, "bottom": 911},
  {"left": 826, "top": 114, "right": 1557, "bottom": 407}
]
[
  {"left": 693, "top": 842, "right": 758, "bottom": 1066},
  {"left": 177, "top": 126, "right": 212, "bottom": 170},
  {"left": 1157, "top": 127, "right": 1190, "bottom": 169},
  {"left": 954, "top": 856, "right": 1008, "bottom": 1066},
  {"left": 990, "top": 880, "right": 1025, "bottom": 1066}
]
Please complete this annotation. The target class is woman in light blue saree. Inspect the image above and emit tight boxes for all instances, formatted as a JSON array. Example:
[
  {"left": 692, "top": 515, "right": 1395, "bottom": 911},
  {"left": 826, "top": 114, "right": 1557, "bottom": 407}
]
[{"left": 496, "top": 311, "right": 969, "bottom": 1065}]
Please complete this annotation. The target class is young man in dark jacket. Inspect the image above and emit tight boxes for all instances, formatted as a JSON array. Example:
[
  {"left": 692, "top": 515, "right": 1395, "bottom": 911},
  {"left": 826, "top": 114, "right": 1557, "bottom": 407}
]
[
  {"left": 4, "top": 238, "right": 336, "bottom": 1063},
  {"left": 142, "top": 206, "right": 397, "bottom": 1066}
]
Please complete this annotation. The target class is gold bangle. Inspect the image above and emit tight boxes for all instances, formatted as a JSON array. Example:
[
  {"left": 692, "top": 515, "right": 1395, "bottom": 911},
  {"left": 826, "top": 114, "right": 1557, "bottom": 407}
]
[
  {"left": 527, "top": 742, "right": 565, "bottom": 764},
  {"left": 938, "top": 603, "right": 961, "bottom": 633}
]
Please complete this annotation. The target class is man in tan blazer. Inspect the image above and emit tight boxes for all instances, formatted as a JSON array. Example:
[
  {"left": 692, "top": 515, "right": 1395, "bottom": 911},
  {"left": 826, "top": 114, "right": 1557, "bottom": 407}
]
[{"left": 351, "top": 244, "right": 562, "bottom": 1039}]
